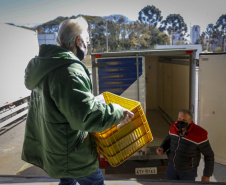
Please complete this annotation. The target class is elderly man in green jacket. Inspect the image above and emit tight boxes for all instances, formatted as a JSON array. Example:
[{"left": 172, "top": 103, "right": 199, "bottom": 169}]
[{"left": 21, "top": 17, "right": 133, "bottom": 185}]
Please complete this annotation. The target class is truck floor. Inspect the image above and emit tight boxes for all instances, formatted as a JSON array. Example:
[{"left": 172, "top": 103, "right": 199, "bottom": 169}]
[{"left": 146, "top": 109, "right": 171, "bottom": 148}]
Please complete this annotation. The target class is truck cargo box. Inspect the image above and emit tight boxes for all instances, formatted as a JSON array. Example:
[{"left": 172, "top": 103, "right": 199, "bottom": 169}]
[{"left": 91, "top": 49, "right": 197, "bottom": 175}]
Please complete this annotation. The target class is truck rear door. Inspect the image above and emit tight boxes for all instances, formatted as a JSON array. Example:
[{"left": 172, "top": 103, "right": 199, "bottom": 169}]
[
  {"left": 198, "top": 53, "right": 226, "bottom": 165},
  {"left": 92, "top": 55, "right": 146, "bottom": 110}
]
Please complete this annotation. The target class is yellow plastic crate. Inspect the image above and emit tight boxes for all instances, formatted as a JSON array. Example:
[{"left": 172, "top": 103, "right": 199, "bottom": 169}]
[{"left": 93, "top": 92, "right": 153, "bottom": 167}]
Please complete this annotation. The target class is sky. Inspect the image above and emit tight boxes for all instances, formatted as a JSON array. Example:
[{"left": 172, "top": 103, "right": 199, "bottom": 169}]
[{"left": 0, "top": 0, "right": 226, "bottom": 33}]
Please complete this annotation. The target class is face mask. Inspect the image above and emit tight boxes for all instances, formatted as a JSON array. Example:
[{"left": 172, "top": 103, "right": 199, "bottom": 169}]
[
  {"left": 178, "top": 121, "right": 188, "bottom": 129},
  {"left": 76, "top": 39, "right": 88, "bottom": 61}
]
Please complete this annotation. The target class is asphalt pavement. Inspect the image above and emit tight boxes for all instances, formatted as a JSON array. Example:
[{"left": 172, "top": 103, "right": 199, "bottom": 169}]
[{"left": 1, "top": 120, "right": 226, "bottom": 184}]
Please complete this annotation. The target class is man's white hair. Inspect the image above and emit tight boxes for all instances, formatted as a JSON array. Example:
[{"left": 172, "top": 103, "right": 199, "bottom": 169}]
[{"left": 56, "top": 17, "right": 88, "bottom": 50}]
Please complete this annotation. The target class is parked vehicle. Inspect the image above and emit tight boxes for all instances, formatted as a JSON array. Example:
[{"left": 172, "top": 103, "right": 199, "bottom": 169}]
[{"left": 91, "top": 49, "right": 226, "bottom": 176}]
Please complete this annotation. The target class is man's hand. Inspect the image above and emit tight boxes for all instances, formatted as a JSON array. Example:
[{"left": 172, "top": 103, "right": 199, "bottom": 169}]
[
  {"left": 201, "top": 176, "right": 210, "bottom": 182},
  {"left": 117, "top": 108, "right": 134, "bottom": 129},
  {"left": 156, "top": 147, "right": 164, "bottom": 155}
]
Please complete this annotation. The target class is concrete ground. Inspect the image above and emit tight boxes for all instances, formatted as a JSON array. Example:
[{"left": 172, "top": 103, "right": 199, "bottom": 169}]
[{"left": 1, "top": 119, "right": 226, "bottom": 184}]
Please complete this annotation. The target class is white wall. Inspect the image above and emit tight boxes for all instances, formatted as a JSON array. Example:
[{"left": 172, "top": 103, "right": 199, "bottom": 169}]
[{"left": 0, "top": 24, "right": 39, "bottom": 106}]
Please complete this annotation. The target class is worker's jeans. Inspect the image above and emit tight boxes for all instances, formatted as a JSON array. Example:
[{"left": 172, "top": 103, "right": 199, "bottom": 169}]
[
  {"left": 59, "top": 168, "right": 105, "bottom": 185},
  {"left": 167, "top": 165, "right": 197, "bottom": 181}
]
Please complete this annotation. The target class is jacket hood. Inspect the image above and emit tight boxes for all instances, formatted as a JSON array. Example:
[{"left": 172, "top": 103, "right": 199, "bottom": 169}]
[{"left": 25, "top": 44, "right": 87, "bottom": 90}]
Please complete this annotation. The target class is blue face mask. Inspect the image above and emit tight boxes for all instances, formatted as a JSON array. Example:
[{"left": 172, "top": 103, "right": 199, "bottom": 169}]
[{"left": 178, "top": 121, "right": 188, "bottom": 129}]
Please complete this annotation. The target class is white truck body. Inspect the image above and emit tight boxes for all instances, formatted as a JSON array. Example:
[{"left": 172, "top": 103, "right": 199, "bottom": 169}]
[
  {"left": 91, "top": 49, "right": 198, "bottom": 174},
  {"left": 91, "top": 50, "right": 226, "bottom": 174},
  {"left": 0, "top": 24, "right": 39, "bottom": 129}
]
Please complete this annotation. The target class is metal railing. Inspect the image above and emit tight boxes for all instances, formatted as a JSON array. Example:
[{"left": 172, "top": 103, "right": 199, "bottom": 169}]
[{"left": 0, "top": 96, "right": 30, "bottom": 134}]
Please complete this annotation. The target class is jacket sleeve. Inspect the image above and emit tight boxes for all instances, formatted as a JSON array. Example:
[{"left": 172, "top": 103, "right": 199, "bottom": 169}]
[
  {"left": 49, "top": 63, "right": 124, "bottom": 132},
  {"left": 198, "top": 140, "right": 214, "bottom": 177},
  {"left": 160, "top": 134, "right": 171, "bottom": 153}
]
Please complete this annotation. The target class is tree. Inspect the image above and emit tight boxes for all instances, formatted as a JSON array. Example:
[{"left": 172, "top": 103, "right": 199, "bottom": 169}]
[
  {"left": 107, "top": 20, "right": 120, "bottom": 51},
  {"left": 88, "top": 16, "right": 107, "bottom": 53},
  {"left": 212, "top": 28, "right": 223, "bottom": 51},
  {"left": 152, "top": 30, "right": 170, "bottom": 45},
  {"left": 160, "top": 14, "right": 188, "bottom": 45},
  {"left": 195, "top": 39, "right": 200, "bottom": 44},
  {"left": 116, "top": 17, "right": 126, "bottom": 51},
  {"left": 214, "top": 47, "right": 222, "bottom": 53},
  {"left": 138, "top": 5, "right": 163, "bottom": 28},
  {"left": 138, "top": 5, "right": 163, "bottom": 47},
  {"left": 205, "top": 24, "right": 215, "bottom": 51},
  {"left": 126, "top": 21, "right": 170, "bottom": 49},
  {"left": 215, "top": 14, "right": 226, "bottom": 52},
  {"left": 200, "top": 32, "right": 208, "bottom": 51}
]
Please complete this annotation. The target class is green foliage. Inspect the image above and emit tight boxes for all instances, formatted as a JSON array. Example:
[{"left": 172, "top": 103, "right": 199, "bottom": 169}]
[
  {"left": 216, "top": 14, "right": 226, "bottom": 35},
  {"left": 138, "top": 5, "right": 163, "bottom": 28},
  {"left": 195, "top": 39, "right": 200, "bottom": 44},
  {"left": 201, "top": 14, "right": 226, "bottom": 52},
  {"left": 13, "top": 5, "right": 226, "bottom": 53},
  {"left": 32, "top": 11, "right": 171, "bottom": 52},
  {"left": 86, "top": 16, "right": 170, "bottom": 52},
  {"left": 206, "top": 24, "right": 215, "bottom": 38},
  {"left": 214, "top": 47, "right": 222, "bottom": 53},
  {"left": 216, "top": 14, "right": 226, "bottom": 52},
  {"left": 160, "top": 14, "right": 187, "bottom": 45}
]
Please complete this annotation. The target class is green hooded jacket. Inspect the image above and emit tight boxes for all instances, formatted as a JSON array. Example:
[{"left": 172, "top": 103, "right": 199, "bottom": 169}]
[{"left": 21, "top": 44, "right": 124, "bottom": 178}]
